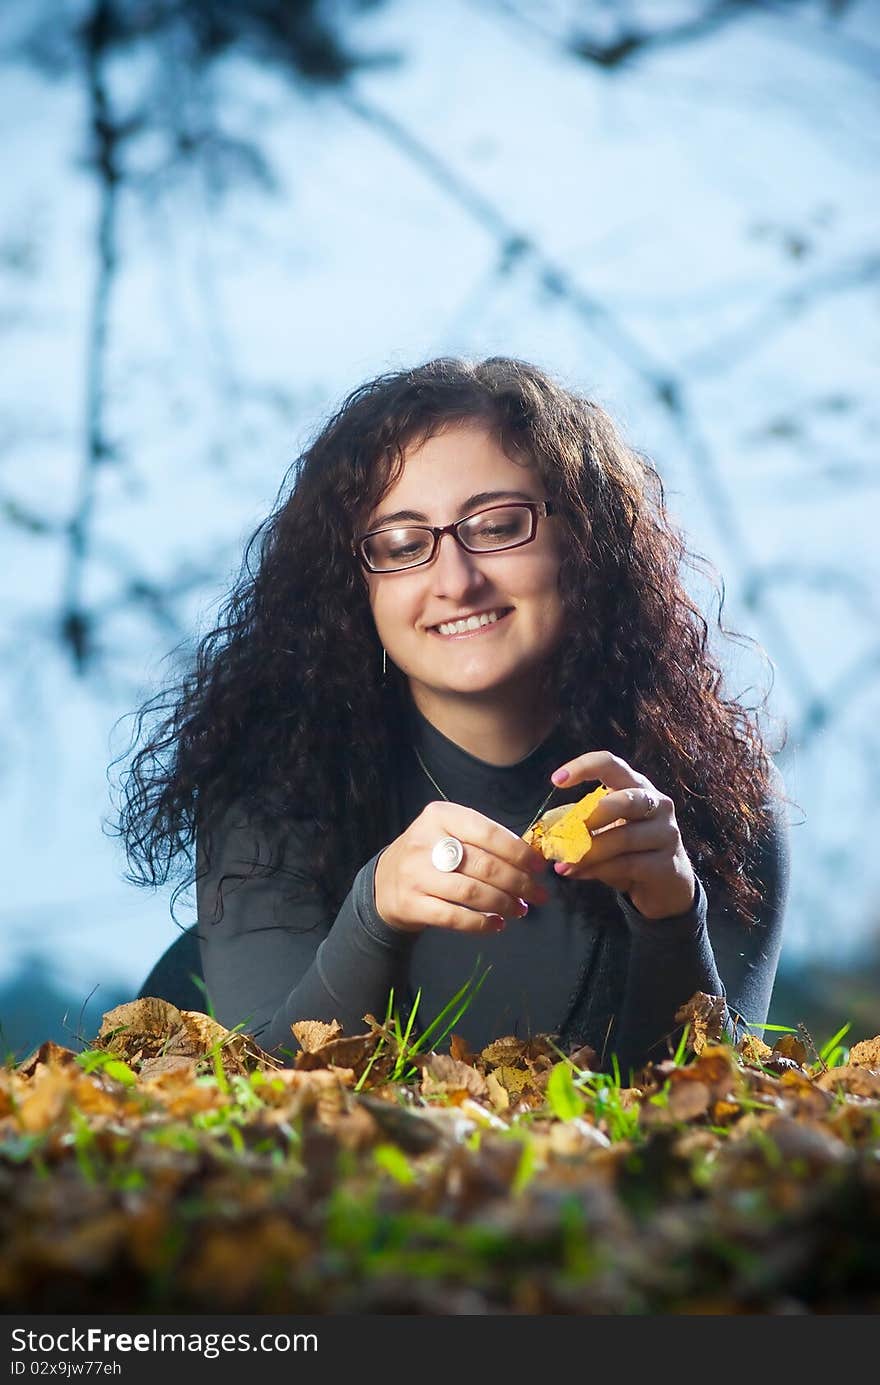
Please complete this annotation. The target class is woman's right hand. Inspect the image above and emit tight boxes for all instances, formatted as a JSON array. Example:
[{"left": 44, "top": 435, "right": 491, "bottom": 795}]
[{"left": 373, "top": 800, "right": 551, "bottom": 935}]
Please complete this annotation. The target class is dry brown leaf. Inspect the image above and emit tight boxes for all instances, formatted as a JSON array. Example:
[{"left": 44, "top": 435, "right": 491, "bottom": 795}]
[
  {"left": 449, "top": 1033, "right": 476, "bottom": 1064},
  {"left": 493, "top": 1065, "right": 531, "bottom": 1098},
  {"left": 420, "top": 1054, "right": 488, "bottom": 1099},
  {"left": 548, "top": 1118, "right": 611, "bottom": 1156},
  {"left": 485, "top": 1070, "right": 510, "bottom": 1111},
  {"left": 771, "top": 1033, "right": 809, "bottom": 1067},
  {"left": 138, "top": 1055, "right": 199, "bottom": 1084},
  {"left": 737, "top": 1035, "right": 773, "bottom": 1065},
  {"left": 673, "top": 992, "right": 727, "bottom": 1054},
  {"left": 760, "top": 1054, "right": 806, "bottom": 1077},
  {"left": 567, "top": 1044, "right": 598, "bottom": 1072},
  {"left": 16, "top": 1041, "right": 80, "bottom": 1078},
  {"left": 68, "top": 1074, "right": 127, "bottom": 1118},
  {"left": 97, "top": 998, "right": 186, "bottom": 1057},
  {"left": 667, "top": 1080, "right": 712, "bottom": 1121},
  {"left": 685, "top": 1046, "right": 740, "bottom": 1098},
  {"left": 816, "top": 1065, "right": 880, "bottom": 1098},
  {"left": 480, "top": 1035, "right": 530, "bottom": 1067},
  {"left": 848, "top": 1036, "right": 880, "bottom": 1070},
  {"left": 762, "top": 1115, "right": 851, "bottom": 1172},
  {"left": 94, "top": 999, "right": 268, "bottom": 1077},
  {"left": 826, "top": 1100, "right": 880, "bottom": 1146},
  {"left": 14, "top": 1068, "right": 70, "bottom": 1133},
  {"left": 290, "top": 1019, "right": 343, "bottom": 1053},
  {"left": 294, "top": 1033, "right": 383, "bottom": 1082},
  {"left": 776, "top": 1070, "right": 833, "bottom": 1117},
  {"left": 711, "top": 1099, "right": 742, "bottom": 1124}
]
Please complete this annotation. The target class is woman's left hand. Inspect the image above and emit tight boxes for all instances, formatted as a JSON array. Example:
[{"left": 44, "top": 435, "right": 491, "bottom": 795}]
[{"left": 550, "top": 751, "right": 696, "bottom": 920}]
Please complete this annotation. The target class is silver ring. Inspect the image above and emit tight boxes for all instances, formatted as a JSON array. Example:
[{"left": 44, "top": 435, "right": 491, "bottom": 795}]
[{"left": 431, "top": 835, "right": 464, "bottom": 872}]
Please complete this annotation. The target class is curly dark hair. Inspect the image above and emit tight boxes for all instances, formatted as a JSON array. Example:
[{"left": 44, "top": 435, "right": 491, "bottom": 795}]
[{"left": 109, "top": 355, "right": 788, "bottom": 934}]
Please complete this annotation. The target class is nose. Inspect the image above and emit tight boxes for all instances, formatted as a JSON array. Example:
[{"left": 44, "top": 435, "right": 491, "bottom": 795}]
[{"left": 430, "top": 530, "right": 489, "bottom": 597}]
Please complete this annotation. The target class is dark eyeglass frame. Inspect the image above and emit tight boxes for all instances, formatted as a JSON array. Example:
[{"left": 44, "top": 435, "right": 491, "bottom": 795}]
[{"left": 352, "top": 500, "right": 555, "bottom": 573}]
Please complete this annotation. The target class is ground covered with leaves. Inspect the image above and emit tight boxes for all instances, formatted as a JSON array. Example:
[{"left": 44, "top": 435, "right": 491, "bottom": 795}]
[{"left": 1, "top": 993, "right": 878, "bottom": 1314}]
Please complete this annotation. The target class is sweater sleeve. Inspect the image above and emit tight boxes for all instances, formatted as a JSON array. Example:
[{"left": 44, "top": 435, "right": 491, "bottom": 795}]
[
  {"left": 607, "top": 762, "right": 791, "bottom": 1080},
  {"left": 197, "top": 810, "right": 416, "bottom": 1062}
]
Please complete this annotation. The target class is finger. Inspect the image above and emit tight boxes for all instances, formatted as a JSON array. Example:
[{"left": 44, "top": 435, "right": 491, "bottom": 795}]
[
  {"left": 558, "top": 819, "right": 678, "bottom": 872},
  {"left": 456, "top": 841, "right": 550, "bottom": 907},
  {"left": 560, "top": 847, "right": 672, "bottom": 891},
  {"left": 433, "top": 802, "right": 547, "bottom": 876},
  {"left": 587, "top": 786, "right": 664, "bottom": 833},
  {"left": 587, "top": 817, "right": 679, "bottom": 866},
  {"left": 417, "top": 893, "right": 519, "bottom": 934},
  {"left": 432, "top": 868, "right": 532, "bottom": 921},
  {"left": 550, "top": 751, "right": 646, "bottom": 792}
]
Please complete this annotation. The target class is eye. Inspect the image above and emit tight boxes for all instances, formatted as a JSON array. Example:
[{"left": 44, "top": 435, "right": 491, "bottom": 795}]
[{"left": 389, "top": 538, "right": 428, "bottom": 558}]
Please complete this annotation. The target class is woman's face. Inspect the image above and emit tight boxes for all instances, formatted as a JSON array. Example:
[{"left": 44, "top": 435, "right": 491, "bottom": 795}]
[{"left": 361, "top": 423, "right": 567, "bottom": 718}]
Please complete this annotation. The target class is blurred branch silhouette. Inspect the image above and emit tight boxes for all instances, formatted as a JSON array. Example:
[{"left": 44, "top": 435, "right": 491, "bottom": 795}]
[{"left": 6, "top": 0, "right": 396, "bottom": 679}]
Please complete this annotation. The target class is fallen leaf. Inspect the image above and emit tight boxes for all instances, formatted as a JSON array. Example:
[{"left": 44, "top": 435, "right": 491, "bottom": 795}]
[
  {"left": 494, "top": 1065, "right": 531, "bottom": 1099},
  {"left": 523, "top": 784, "right": 610, "bottom": 862},
  {"left": 294, "top": 1033, "right": 384, "bottom": 1083},
  {"left": 667, "top": 1080, "right": 711, "bottom": 1121},
  {"left": 480, "top": 1036, "right": 530, "bottom": 1067},
  {"left": 485, "top": 1071, "right": 510, "bottom": 1111},
  {"left": 762, "top": 1115, "right": 851, "bottom": 1172},
  {"left": 772, "top": 1033, "right": 809, "bottom": 1067},
  {"left": 848, "top": 1036, "right": 880, "bottom": 1071},
  {"left": 711, "top": 1100, "right": 741, "bottom": 1124},
  {"left": 816, "top": 1065, "right": 880, "bottom": 1098},
  {"left": 16, "top": 1042, "right": 80, "bottom": 1078},
  {"left": 673, "top": 993, "right": 727, "bottom": 1054},
  {"left": 449, "top": 1033, "right": 476, "bottom": 1064},
  {"left": 567, "top": 1044, "right": 598, "bottom": 1072},
  {"left": 738, "top": 1035, "right": 773, "bottom": 1065},
  {"left": 137, "top": 1056, "right": 198, "bottom": 1084},
  {"left": 14, "top": 1068, "right": 70, "bottom": 1133},
  {"left": 291, "top": 1019, "right": 342, "bottom": 1053},
  {"left": 420, "top": 1054, "right": 488, "bottom": 1099}
]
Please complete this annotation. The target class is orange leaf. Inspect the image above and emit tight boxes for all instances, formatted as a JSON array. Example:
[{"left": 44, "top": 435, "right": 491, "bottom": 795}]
[{"left": 523, "top": 785, "right": 610, "bottom": 863}]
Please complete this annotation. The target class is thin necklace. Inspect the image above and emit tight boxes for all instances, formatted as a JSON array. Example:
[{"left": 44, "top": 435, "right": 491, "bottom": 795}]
[{"left": 412, "top": 743, "right": 559, "bottom": 836}]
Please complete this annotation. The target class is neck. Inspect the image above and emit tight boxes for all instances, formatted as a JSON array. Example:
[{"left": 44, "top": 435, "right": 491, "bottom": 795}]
[{"left": 407, "top": 684, "right": 558, "bottom": 766}]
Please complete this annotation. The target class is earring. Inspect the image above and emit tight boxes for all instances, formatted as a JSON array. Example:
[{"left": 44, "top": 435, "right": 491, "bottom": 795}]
[{"left": 382, "top": 646, "right": 387, "bottom": 678}]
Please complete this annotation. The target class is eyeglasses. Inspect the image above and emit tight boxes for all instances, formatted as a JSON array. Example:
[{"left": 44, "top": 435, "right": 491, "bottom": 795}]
[{"left": 352, "top": 500, "right": 555, "bottom": 573}]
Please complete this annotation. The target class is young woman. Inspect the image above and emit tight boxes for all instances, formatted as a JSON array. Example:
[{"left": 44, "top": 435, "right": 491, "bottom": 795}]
[{"left": 115, "top": 356, "right": 790, "bottom": 1078}]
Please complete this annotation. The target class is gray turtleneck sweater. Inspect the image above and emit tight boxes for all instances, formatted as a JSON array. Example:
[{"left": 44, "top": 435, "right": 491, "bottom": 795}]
[{"left": 197, "top": 703, "right": 789, "bottom": 1079}]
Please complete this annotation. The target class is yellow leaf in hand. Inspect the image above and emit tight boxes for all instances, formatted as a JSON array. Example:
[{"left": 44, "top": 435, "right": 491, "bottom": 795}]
[{"left": 523, "top": 784, "right": 610, "bottom": 863}]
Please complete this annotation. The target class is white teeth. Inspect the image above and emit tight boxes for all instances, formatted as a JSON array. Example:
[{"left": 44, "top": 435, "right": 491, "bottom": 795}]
[{"left": 435, "top": 610, "right": 505, "bottom": 636}]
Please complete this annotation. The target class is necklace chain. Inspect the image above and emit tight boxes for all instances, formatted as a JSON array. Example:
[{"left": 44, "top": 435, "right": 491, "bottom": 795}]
[{"left": 412, "top": 743, "right": 558, "bottom": 837}]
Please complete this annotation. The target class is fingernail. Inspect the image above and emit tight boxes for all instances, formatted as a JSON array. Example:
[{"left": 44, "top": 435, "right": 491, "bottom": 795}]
[
  {"left": 517, "top": 898, "right": 529, "bottom": 916},
  {"left": 554, "top": 862, "right": 571, "bottom": 875},
  {"left": 485, "top": 915, "right": 506, "bottom": 932},
  {"left": 551, "top": 768, "right": 570, "bottom": 785}
]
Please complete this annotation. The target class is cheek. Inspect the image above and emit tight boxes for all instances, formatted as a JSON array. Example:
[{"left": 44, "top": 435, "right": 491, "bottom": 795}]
[{"left": 366, "top": 580, "right": 417, "bottom": 642}]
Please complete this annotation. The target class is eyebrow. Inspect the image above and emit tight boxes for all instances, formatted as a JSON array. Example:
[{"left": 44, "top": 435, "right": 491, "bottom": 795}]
[{"left": 369, "top": 489, "right": 539, "bottom": 530}]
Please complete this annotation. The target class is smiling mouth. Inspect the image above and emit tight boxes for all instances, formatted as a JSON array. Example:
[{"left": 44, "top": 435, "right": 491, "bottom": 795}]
[{"left": 428, "top": 608, "right": 513, "bottom": 638}]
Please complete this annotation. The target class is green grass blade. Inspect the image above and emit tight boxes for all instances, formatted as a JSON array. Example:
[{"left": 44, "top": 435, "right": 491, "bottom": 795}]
[
  {"left": 546, "top": 1061, "right": 587, "bottom": 1121},
  {"left": 672, "top": 1022, "right": 691, "bottom": 1066},
  {"left": 819, "top": 1021, "right": 852, "bottom": 1062},
  {"left": 410, "top": 961, "right": 491, "bottom": 1054},
  {"left": 749, "top": 1022, "right": 799, "bottom": 1033}
]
